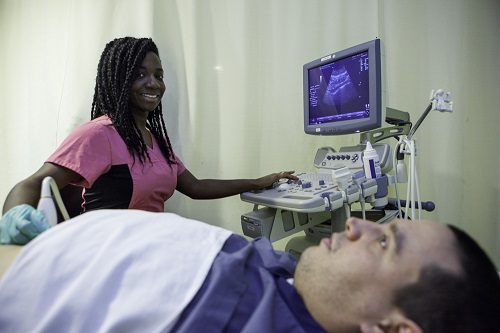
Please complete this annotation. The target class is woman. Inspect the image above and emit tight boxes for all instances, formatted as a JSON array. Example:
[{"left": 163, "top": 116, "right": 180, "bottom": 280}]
[{"left": 1, "top": 37, "right": 297, "bottom": 243}]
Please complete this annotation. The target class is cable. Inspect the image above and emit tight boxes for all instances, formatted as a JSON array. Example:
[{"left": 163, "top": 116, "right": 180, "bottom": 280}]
[
  {"left": 55, "top": 0, "right": 75, "bottom": 145},
  {"left": 344, "top": 203, "right": 351, "bottom": 219},
  {"left": 392, "top": 139, "right": 404, "bottom": 218},
  {"left": 415, "top": 165, "right": 422, "bottom": 220},
  {"left": 359, "top": 197, "right": 366, "bottom": 220},
  {"left": 402, "top": 138, "right": 422, "bottom": 220},
  {"left": 404, "top": 140, "right": 411, "bottom": 220}
]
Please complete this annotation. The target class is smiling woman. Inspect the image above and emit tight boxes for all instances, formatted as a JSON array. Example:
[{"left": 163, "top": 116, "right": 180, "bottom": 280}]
[
  {"left": 90, "top": 38, "right": 174, "bottom": 166},
  {"left": 2, "top": 38, "right": 183, "bottom": 217},
  {"left": 0, "top": 37, "right": 298, "bottom": 245}
]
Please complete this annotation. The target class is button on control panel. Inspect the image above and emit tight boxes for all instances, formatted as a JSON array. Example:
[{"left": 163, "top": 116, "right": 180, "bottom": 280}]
[{"left": 318, "top": 152, "right": 363, "bottom": 169}]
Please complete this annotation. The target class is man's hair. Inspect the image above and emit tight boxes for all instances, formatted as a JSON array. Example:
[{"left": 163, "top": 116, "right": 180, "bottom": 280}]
[
  {"left": 393, "top": 224, "right": 500, "bottom": 332},
  {"left": 91, "top": 36, "right": 176, "bottom": 165}
]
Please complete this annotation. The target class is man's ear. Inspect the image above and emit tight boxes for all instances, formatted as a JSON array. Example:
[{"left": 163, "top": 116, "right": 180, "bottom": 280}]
[{"left": 360, "top": 317, "right": 423, "bottom": 333}]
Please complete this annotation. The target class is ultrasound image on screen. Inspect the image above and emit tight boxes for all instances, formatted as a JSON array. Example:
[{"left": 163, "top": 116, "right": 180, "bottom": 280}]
[{"left": 308, "top": 51, "right": 370, "bottom": 125}]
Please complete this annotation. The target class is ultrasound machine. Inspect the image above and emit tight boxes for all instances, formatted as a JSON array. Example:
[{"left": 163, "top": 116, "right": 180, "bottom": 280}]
[{"left": 239, "top": 39, "right": 446, "bottom": 257}]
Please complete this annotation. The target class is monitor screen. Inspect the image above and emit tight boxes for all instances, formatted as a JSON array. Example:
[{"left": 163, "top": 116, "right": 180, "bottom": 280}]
[{"left": 303, "top": 39, "right": 383, "bottom": 135}]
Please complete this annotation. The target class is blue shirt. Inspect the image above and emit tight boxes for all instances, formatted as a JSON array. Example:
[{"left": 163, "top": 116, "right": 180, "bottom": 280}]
[{"left": 171, "top": 234, "right": 327, "bottom": 333}]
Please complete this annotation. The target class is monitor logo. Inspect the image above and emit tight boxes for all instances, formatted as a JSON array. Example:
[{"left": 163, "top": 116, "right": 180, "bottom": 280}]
[{"left": 321, "top": 54, "right": 334, "bottom": 62}]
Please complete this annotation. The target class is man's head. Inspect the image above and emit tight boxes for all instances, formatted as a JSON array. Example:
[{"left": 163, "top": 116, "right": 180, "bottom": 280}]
[{"left": 294, "top": 217, "right": 500, "bottom": 333}]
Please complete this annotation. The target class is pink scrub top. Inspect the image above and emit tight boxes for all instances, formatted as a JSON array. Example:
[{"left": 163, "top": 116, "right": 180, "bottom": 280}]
[{"left": 47, "top": 115, "right": 186, "bottom": 212}]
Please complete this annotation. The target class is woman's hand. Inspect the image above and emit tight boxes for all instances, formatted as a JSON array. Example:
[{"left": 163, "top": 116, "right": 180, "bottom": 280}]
[
  {"left": 0, "top": 204, "right": 50, "bottom": 245},
  {"left": 176, "top": 169, "right": 300, "bottom": 199},
  {"left": 255, "top": 171, "right": 299, "bottom": 189}
]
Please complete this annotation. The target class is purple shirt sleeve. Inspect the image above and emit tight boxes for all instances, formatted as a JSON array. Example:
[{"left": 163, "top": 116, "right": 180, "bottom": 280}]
[{"left": 171, "top": 235, "right": 327, "bottom": 333}]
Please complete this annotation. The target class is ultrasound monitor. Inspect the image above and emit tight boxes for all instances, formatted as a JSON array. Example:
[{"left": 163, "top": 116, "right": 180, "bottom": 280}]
[{"left": 303, "top": 39, "right": 383, "bottom": 135}]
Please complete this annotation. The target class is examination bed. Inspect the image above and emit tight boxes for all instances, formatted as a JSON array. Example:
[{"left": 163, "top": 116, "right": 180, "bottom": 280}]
[
  {"left": 0, "top": 209, "right": 322, "bottom": 333},
  {"left": 0, "top": 210, "right": 233, "bottom": 332},
  {"left": 0, "top": 244, "right": 21, "bottom": 279}
]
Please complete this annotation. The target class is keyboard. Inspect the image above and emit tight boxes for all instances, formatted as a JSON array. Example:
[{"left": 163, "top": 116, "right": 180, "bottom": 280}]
[{"left": 240, "top": 171, "right": 339, "bottom": 212}]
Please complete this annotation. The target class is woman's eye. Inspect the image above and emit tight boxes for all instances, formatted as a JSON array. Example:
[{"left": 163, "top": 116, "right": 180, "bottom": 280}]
[{"left": 379, "top": 235, "right": 388, "bottom": 249}]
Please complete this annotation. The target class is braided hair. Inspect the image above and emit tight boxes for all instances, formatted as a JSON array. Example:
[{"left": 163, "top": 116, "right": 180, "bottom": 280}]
[{"left": 91, "top": 37, "right": 176, "bottom": 165}]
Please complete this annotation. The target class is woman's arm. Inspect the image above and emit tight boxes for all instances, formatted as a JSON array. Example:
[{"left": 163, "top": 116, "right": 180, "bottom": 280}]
[
  {"left": 176, "top": 169, "right": 298, "bottom": 200},
  {"left": 2, "top": 163, "right": 81, "bottom": 214}
]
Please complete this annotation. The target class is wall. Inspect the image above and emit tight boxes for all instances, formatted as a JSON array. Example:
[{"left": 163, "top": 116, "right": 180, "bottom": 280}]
[{"left": 0, "top": 0, "right": 498, "bottom": 266}]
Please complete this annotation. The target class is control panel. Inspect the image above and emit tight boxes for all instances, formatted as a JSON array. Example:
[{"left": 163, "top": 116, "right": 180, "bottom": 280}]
[
  {"left": 313, "top": 146, "right": 364, "bottom": 170},
  {"left": 240, "top": 144, "right": 392, "bottom": 244},
  {"left": 241, "top": 171, "right": 339, "bottom": 213}
]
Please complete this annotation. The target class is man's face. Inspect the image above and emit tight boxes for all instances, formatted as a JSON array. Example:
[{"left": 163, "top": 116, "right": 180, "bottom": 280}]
[{"left": 294, "top": 217, "right": 460, "bottom": 332}]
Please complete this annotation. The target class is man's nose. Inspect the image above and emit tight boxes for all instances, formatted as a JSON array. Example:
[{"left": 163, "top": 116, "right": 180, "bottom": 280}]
[{"left": 345, "top": 217, "right": 381, "bottom": 240}]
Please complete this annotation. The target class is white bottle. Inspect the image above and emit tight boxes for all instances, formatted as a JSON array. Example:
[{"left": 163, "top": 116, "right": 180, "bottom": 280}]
[{"left": 362, "top": 141, "right": 382, "bottom": 179}]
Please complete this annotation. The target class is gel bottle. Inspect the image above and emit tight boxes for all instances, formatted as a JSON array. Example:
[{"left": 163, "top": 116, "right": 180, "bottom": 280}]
[{"left": 362, "top": 141, "right": 382, "bottom": 179}]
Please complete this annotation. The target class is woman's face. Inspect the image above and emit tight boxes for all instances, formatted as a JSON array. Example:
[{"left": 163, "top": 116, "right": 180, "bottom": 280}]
[{"left": 129, "top": 51, "right": 166, "bottom": 116}]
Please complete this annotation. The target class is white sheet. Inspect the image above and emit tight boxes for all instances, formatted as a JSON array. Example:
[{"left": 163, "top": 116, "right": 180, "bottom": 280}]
[{"left": 0, "top": 209, "right": 232, "bottom": 333}]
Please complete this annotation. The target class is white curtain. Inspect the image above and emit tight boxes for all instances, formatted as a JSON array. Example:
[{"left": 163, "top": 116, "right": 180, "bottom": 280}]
[{"left": 1, "top": 0, "right": 498, "bottom": 267}]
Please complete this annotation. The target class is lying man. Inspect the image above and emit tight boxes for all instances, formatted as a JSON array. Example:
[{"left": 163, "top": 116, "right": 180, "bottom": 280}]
[{"left": 0, "top": 210, "right": 498, "bottom": 333}]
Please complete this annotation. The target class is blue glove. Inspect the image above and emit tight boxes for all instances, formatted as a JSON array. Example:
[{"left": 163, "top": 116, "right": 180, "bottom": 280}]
[{"left": 0, "top": 204, "right": 50, "bottom": 245}]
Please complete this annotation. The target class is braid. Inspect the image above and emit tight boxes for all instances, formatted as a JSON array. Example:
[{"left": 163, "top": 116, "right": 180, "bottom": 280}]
[
  {"left": 91, "top": 37, "right": 177, "bottom": 165},
  {"left": 147, "top": 104, "right": 177, "bottom": 164}
]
